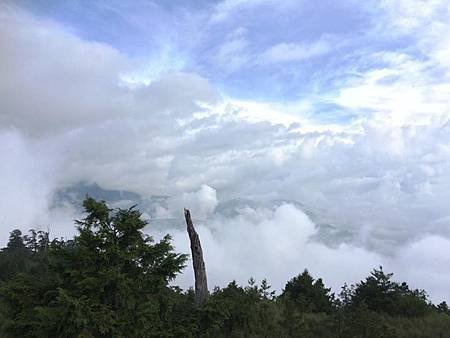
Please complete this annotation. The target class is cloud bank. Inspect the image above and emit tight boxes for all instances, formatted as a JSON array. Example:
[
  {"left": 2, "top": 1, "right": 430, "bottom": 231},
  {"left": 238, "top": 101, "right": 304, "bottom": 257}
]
[
  {"left": 163, "top": 200, "right": 450, "bottom": 304},
  {"left": 0, "top": 1, "right": 449, "bottom": 302}
]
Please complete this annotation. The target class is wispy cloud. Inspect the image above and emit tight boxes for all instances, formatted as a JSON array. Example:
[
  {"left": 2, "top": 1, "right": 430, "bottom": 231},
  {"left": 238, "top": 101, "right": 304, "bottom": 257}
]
[
  {"left": 207, "top": 27, "right": 250, "bottom": 74},
  {"left": 259, "top": 35, "right": 334, "bottom": 64},
  {"left": 210, "top": 0, "right": 289, "bottom": 23},
  {"left": 1, "top": 0, "right": 450, "bottom": 302}
]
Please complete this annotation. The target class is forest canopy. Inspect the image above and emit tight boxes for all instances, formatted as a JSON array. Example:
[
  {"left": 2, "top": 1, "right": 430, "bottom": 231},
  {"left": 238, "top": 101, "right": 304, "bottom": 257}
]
[{"left": 0, "top": 197, "right": 449, "bottom": 337}]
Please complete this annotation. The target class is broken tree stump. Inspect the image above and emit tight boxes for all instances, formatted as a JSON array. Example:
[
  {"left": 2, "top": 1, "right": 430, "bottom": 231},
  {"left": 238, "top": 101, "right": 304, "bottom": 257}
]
[{"left": 184, "top": 208, "right": 208, "bottom": 307}]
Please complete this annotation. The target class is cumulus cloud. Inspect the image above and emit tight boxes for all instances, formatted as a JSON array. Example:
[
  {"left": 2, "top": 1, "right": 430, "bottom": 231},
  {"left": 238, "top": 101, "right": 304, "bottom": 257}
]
[
  {"left": 0, "top": 4, "right": 218, "bottom": 138},
  {"left": 0, "top": 1, "right": 449, "bottom": 303},
  {"left": 165, "top": 184, "right": 218, "bottom": 218},
  {"left": 164, "top": 203, "right": 449, "bottom": 303},
  {"left": 387, "top": 235, "right": 450, "bottom": 303},
  {"left": 0, "top": 5, "right": 130, "bottom": 137},
  {"left": 0, "top": 3, "right": 220, "bottom": 192}
]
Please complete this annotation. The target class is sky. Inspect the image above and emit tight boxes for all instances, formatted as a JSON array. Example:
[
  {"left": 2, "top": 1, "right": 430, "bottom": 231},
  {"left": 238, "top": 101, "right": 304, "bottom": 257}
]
[{"left": 1, "top": 0, "right": 450, "bottom": 302}]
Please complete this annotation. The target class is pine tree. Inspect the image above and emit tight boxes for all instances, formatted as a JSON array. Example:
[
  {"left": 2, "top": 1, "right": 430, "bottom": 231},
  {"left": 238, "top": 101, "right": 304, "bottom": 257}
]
[
  {"left": 0, "top": 197, "right": 187, "bottom": 337},
  {"left": 281, "top": 269, "right": 334, "bottom": 313}
]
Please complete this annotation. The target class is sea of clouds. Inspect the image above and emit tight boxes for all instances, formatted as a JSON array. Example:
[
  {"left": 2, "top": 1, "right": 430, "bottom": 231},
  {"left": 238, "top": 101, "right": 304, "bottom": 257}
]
[{"left": 1, "top": 1, "right": 449, "bottom": 302}]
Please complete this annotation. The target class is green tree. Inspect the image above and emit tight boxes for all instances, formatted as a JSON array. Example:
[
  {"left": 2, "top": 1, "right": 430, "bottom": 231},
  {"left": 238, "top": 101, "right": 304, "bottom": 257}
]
[
  {"left": 350, "top": 266, "right": 431, "bottom": 317},
  {"left": 0, "top": 230, "right": 29, "bottom": 282},
  {"left": 1, "top": 199, "right": 450, "bottom": 337},
  {"left": 198, "top": 279, "right": 281, "bottom": 337},
  {"left": 437, "top": 301, "right": 450, "bottom": 315},
  {"left": 281, "top": 269, "right": 334, "bottom": 313},
  {"left": 1, "top": 197, "right": 187, "bottom": 337},
  {"left": 6, "top": 230, "right": 26, "bottom": 251}
]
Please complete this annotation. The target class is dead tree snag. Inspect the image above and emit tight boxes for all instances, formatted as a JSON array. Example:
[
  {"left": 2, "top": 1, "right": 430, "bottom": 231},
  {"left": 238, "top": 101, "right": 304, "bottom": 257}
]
[{"left": 184, "top": 208, "right": 208, "bottom": 307}]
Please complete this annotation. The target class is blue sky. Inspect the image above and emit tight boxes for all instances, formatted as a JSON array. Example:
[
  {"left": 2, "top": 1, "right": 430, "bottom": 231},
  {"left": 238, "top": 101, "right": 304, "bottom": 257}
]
[
  {"left": 12, "top": 0, "right": 444, "bottom": 120},
  {"left": 1, "top": 0, "right": 450, "bottom": 301},
  {"left": 13, "top": 0, "right": 411, "bottom": 105}
]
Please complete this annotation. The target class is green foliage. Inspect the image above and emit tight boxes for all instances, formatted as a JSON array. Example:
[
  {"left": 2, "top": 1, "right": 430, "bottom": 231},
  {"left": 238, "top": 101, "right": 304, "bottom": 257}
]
[
  {"left": 0, "top": 198, "right": 187, "bottom": 337},
  {"left": 281, "top": 269, "right": 334, "bottom": 313},
  {"left": 437, "top": 301, "right": 450, "bottom": 315},
  {"left": 198, "top": 279, "right": 282, "bottom": 337},
  {"left": 348, "top": 266, "right": 431, "bottom": 317},
  {"left": 0, "top": 198, "right": 449, "bottom": 337}
]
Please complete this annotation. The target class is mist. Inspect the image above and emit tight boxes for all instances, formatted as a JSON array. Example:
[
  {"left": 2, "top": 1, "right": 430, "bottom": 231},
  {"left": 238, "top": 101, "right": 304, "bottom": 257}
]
[{"left": 1, "top": 0, "right": 450, "bottom": 305}]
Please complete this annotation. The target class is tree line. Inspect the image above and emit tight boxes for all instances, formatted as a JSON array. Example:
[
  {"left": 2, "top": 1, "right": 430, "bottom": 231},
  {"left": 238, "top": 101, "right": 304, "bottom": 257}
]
[{"left": 0, "top": 197, "right": 449, "bottom": 337}]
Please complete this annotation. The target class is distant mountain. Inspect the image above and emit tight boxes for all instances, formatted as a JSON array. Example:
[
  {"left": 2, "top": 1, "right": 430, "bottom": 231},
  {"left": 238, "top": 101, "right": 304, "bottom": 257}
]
[
  {"left": 52, "top": 182, "right": 354, "bottom": 244},
  {"left": 215, "top": 198, "right": 303, "bottom": 217},
  {"left": 52, "top": 182, "right": 168, "bottom": 216}
]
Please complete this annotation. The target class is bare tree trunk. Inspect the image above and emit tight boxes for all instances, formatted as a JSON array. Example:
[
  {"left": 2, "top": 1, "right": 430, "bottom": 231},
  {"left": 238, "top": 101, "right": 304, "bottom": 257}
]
[{"left": 184, "top": 208, "right": 208, "bottom": 307}]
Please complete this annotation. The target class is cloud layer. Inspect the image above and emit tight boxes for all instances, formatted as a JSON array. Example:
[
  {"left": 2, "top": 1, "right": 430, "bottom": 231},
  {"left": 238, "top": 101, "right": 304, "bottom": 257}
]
[
  {"left": 0, "top": 1, "right": 449, "bottom": 302},
  {"left": 160, "top": 199, "right": 450, "bottom": 304}
]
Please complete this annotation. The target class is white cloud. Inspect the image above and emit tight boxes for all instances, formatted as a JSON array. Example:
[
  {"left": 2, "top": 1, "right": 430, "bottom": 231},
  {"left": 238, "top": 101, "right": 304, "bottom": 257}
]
[
  {"left": 210, "top": 0, "right": 283, "bottom": 23},
  {"left": 387, "top": 235, "right": 450, "bottom": 302},
  {"left": 166, "top": 184, "right": 218, "bottom": 219},
  {"left": 165, "top": 203, "right": 449, "bottom": 303},
  {"left": 377, "top": 0, "right": 449, "bottom": 33},
  {"left": 260, "top": 36, "right": 333, "bottom": 64},
  {"left": 373, "top": 0, "right": 450, "bottom": 69},
  {"left": 210, "top": 32, "right": 250, "bottom": 73},
  {"left": 332, "top": 51, "right": 450, "bottom": 126},
  {"left": 1, "top": 1, "right": 450, "bottom": 304},
  {"left": 0, "top": 5, "right": 130, "bottom": 136},
  {"left": 0, "top": 130, "right": 64, "bottom": 243}
]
